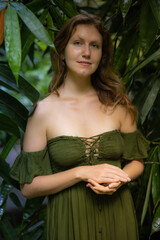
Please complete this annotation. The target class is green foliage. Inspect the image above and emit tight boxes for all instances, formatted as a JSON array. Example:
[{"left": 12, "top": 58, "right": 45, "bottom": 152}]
[{"left": 0, "top": 0, "right": 160, "bottom": 239}]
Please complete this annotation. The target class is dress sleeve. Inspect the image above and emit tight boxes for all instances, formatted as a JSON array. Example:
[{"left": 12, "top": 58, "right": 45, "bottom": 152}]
[
  {"left": 10, "top": 147, "right": 52, "bottom": 184},
  {"left": 121, "top": 130, "right": 150, "bottom": 160}
]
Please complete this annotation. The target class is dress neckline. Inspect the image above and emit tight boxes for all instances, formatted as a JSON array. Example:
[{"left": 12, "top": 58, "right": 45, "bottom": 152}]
[{"left": 47, "top": 129, "right": 120, "bottom": 144}]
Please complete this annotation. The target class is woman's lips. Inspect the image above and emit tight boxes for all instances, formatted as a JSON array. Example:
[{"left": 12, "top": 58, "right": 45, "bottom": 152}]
[{"left": 77, "top": 61, "right": 91, "bottom": 66}]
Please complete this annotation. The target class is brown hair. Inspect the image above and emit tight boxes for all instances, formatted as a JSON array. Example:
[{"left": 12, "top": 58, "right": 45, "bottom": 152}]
[{"left": 49, "top": 12, "right": 137, "bottom": 121}]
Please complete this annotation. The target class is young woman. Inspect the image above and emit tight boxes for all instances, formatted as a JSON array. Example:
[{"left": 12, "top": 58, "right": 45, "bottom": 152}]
[{"left": 10, "top": 12, "right": 150, "bottom": 240}]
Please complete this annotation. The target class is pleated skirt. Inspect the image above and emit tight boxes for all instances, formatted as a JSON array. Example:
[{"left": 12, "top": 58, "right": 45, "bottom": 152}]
[{"left": 47, "top": 182, "right": 139, "bottom": 240}]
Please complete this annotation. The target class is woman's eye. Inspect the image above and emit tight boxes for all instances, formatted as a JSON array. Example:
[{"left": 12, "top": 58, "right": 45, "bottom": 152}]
[
  {"left": 73, "top": 41, "right": 82, "bottom": 46},
  {"left": 92, "top": 44, "right": 99, "bottom": 48}
]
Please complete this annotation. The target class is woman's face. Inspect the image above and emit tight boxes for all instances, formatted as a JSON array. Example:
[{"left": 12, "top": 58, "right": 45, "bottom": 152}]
[{"left": 64, "top": 24, "right": 102, "bottom": 80}]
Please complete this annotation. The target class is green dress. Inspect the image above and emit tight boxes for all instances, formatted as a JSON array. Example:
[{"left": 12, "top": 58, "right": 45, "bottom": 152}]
[{"left": 10, "top": 130, "right": 150, "bottom": 240}]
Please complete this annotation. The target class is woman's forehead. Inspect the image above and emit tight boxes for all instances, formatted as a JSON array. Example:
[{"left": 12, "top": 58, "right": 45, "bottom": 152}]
[{"left": 69, "top": 24, "right": 102, "bottom": 42}]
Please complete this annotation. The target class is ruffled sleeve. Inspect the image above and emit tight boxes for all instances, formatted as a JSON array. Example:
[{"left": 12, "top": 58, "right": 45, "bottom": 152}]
[
  {"left": 121, "top": 130, "right": 150, "bottom": 160},
  {"left": 10, "top": 147, "right": 52, "bottom": 184}
]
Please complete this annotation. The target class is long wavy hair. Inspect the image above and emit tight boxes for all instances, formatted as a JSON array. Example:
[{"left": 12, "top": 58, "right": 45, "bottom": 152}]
[{"left": 49, "top": 12, "right": 137, "bottom": 120}]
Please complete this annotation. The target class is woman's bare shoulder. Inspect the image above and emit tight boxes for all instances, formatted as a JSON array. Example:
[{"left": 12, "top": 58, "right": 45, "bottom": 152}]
[
  {"left": 23, "top": 94, "right": 59, "bottom": 151},
  {"left": 114, "top": 105, "right": 137, "bottom": 133}
]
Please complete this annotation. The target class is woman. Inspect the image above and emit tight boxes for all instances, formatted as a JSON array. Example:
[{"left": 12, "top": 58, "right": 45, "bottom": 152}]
[{"left": 10, "top": 12, "right": 150, "bottom": 240}]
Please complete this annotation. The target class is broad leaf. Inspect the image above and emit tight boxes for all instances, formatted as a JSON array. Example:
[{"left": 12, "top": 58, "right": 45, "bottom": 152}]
[
  {"left": 0, "top": 64, "right": 39, "bottom": 103},
  {"left": 0, "top": 114, "right": 20, "bottom": 136},
  {"left": 0, "top": 89, "right": 28, "bottom": 130},
  {"left": 11, "top": 2, "right": 54, "bottom": 48},
  {"left": 4, "top": 4, "right": 21, "bottom": 84}
]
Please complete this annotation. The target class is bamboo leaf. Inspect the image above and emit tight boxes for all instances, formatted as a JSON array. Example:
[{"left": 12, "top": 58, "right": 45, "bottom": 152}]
[
  {"left": 141, "top": 165, "right": 153, "bottom": 226},
  {"left": 0, "top": 64, "right": 39, "bottom": 103},
  {"left": 49, "top": 5, "right": 65, "bottom": 29},
  {"left": 149, "top": 0, "right": 160, "bottom": 28},
  {"left": 139, "top": 1, "right": 158, "bottom": 54},
  {"left": 4, "top": 4, "right": 21, "bottom": 84},
  {"left": 140, "top": 78, "right": 160, "bottom": 124},
  {"left": 114, "top": 30, "right": 135, "bottom": 72},
  {"left": 11, "top": 2, "right": 54, "bottom": 48},
  {"left": 52, "top": 0, "right": 78, "bottom": 18},
  {"left": 152, "top": 146, "right": 160, "bottom": 205},
  {"left": 151, "top": 204, "right": 160, "bottom": 236},
  {"left": 126, "top": 48, "right": 160, "bottom": 79},
  {"left": 21, "top": 9, "right": 49, "bottom": 62},
  {"left": 120, "top": 0, "right": 132, "bottom": 19}
]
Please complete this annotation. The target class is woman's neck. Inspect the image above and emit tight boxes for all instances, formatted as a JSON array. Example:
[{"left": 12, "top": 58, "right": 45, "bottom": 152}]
[{"left": 59, "top": 73, "right": 96, "bottom": 98}]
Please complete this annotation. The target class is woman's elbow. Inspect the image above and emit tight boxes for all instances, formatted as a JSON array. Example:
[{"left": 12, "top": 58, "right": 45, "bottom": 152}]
[{"left": 20, "top": 183, "right": 35, "bottom": 199}]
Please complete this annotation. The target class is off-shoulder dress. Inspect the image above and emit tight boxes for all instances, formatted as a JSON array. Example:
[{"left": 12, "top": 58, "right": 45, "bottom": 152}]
[{"left": 10, "top": 130, "right": 150, "bottom": 240}]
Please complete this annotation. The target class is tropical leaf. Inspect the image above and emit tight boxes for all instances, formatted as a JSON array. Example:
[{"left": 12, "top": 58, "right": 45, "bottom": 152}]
[
  {"left": 139, "top": 1, "right": 158, "bottom": 54},
  {"left": 11, "top": 2, "right": 54, "bottom": 48},
  {"left": 0, "top": 64, "right": 39, "bottom": 103},
  {"left": 52, "top": 0, "right": 78, "bottom": 18},
  {"left": 120, "top": 0, "right": 132, "bottom": 19},
  {"left": 0, "top": 135, "right": 18, "bottom": 160},
  {"left": 149, "top": 0, "right": 160, "bottom": 28},
  {"left": 4, "top": 4, "right": 21, "bottom": 84},
  {"left": 140, "top": 77, "right": 160, "bottom": 124},
  {"left": 0, "top": 89, "right": 28, "bottom": 131},
  {"left": 0, "top": 217, "right": 18, "bottom": 240},
  {"left": 0, "top": 114, "right": 20, "bottom": 136},
  {"left": 151, "top": 204, "right": 160, "bottom": 236},
  {"left": 0, "top": 181, "right": 12, "bottom": 219}
]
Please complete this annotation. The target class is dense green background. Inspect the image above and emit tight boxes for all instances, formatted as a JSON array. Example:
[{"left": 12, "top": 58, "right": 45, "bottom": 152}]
[{"left": 0, "top": 0, "right": 160, "bottom": 239}]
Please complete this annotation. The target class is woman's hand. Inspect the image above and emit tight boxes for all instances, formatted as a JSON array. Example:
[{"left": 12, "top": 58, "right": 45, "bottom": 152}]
[
  {"left": 77, "top": 163, "right": 131, "bottom": 184},
  {"left": 86, "top": 179, "right": 125, "bottom": 195}
]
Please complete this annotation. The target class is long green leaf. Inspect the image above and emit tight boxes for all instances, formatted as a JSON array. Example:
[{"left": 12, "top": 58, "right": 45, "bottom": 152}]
[
  {"left": 140, "top": 78, "right": 160, "bottom": 124},
  {"left": 49, "top": 5, "right": 64, "bottom": 29},
  {"left": 152, "top": 146, "right": 160, "bottom": 205},
  {"left": 0, "top": 135, "right": 18, "bottom": 160},
  {"left": 120, "top": 0, "right": 132, "bottom": 19},
  {"left": 22, "top": 9, "right": 49, "bottom": 62},
  {"left": 151, "top": 204, "right": 160, "bottom": 236},
  {"left": 114, "top": 30, "right": 135, "bottom": 72},
  {"left": 9, "top": 192, "right": 23, "bottom": 209},
  {"left": 139, "top": 1, "right": 158, "bottom": 54},
  {"left": 0, "top": 64, "right": 39, "bottom": 103},
  {"left": 126, "top": 48, "right": 160, "bottom": 79},
  {"left": 0, "top": 181, "right": 12, "bottom": 219},
  {"left": 0, "top": 89, "right": 28, "bottom": 130},
  {"left": 52, "top": 0, "right": 79, "bottom": 18},
  {"left": 0, "top": 114, "right": 20, "bottom": 136},
  {"left": 141, "top": 165, "right": 153, "bottom": 226},
  {"left": 4, "top": 4, "right": 21, "bottom": 84},
  {"left": 149, "top": 0, "right": 160, "bottom": 28},
  {"left": 0, "top": 218, "right": 18, "bottom": 240},
  {"left": 11, "top": 2, "right": 54, "bottom": 48}
]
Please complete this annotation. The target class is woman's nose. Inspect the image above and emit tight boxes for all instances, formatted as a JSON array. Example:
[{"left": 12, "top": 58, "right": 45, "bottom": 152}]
[{"left": 82, "top": 44, "right": 91, "bottom": 58}]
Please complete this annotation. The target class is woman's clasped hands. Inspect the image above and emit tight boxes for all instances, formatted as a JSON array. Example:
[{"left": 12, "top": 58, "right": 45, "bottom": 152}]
[{"left": 79, "top": 163, "right": 131, "bottom": 195}]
